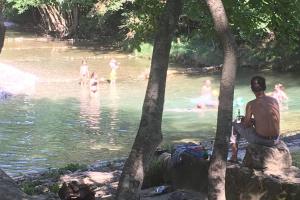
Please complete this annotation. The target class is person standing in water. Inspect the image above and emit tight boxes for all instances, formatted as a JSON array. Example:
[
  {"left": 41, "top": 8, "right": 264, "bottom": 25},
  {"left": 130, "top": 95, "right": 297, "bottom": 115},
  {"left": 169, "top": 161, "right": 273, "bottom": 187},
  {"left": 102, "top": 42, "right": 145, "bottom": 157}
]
[
  {"left": 90, "top": 72, "right": 98, "bottom": 94},
  {"left": 79, "top": 59, "right": 89, "bottom": 86},
  {"left": 196, "top": 79, "right": 218, "bottom": 109},
  {"left": 271, "top": 83, "right": 288, "bottom": 109},
  {"left": 109, "top": 58, "right": 119, "bottom": 84}
]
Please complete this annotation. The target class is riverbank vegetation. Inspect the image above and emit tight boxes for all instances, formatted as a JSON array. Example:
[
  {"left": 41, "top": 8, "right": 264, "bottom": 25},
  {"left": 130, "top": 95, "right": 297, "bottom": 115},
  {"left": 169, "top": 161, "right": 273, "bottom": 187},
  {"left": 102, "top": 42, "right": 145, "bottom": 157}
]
[{"left": 3, "top": 0, "right": 300, "bottom": 71}]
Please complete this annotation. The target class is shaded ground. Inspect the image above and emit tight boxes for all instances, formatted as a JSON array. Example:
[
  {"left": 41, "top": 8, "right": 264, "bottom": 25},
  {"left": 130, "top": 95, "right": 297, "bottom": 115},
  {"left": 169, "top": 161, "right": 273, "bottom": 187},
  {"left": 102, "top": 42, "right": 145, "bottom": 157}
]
[{"left": 6, "top": 132, "right": 300, "bottom": 200}]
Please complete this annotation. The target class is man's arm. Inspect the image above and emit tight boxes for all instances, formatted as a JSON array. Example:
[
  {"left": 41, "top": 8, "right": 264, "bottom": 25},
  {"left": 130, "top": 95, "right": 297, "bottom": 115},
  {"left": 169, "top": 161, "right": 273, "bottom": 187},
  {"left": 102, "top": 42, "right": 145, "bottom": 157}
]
[{"left": 243, "top": 102, "right": 254, "bottom": 128}]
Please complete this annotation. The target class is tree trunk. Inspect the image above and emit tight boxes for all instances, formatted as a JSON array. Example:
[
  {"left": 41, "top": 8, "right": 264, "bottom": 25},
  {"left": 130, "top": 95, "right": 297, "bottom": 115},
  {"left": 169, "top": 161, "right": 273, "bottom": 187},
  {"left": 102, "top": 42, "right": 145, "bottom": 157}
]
[
  {"left": 205, "top": 0, "right": 238, "bottom": 200},
  {"left": 70, "top": 4, "right": 79, "bottom": 38},
  {"left": 116, "top": 0, "right": 182, "bottom": 199},
  {"left": 38, "top": 4, "right": 70, "bottom": 38},
  {"left": 38, "top": 6, "right": 54, "bottom": 32},
  {"left": 0, "top": 1, "right": 5, "bottom": 53}
]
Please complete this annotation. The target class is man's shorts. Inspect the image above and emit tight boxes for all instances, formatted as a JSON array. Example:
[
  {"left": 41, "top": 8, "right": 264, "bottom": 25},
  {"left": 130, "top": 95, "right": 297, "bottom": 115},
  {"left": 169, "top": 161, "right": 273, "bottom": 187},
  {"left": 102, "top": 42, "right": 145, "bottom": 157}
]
[{"left": 230, "top": 122, "right": 279, "bottom": 147}]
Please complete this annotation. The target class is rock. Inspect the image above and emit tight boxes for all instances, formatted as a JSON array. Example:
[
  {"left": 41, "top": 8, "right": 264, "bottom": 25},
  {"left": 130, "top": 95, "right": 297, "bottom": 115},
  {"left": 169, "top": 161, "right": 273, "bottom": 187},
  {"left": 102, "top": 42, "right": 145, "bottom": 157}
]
[
  {"left": 140, "top": 188, "right": 206, "bottom": 200},
  {"left": 59, "top": 170, "right": 120, "bottom": 199},
  {"left": 167, "top": 190, "right": 206, "bottom": 200},
  {"left": 142, "top": 143, "right": 300, "bottom": 200},
  {"left": 0, "top": 169, "right": 31, "bottom": 200},
  {"left": 58, "top": 181, "right": 95, "bottom": 200},
  {"left": 170, "top": 153, "right": 209, "bottom": 193},
  {"left": 242, "top": 141, "right": 292, "bottom": 172},
  {"left": 143, "top": 152, "right": 172, "bottom": 189},
  {"left": 226, "top": 164, "right": 300, "bottom": 200}
]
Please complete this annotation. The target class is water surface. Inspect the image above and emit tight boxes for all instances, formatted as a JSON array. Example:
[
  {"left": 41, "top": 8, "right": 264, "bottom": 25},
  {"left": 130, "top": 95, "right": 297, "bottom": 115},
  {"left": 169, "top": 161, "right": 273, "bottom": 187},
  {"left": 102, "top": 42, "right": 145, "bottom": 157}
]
[{"left": 1, "top": 31, "right": 300, "bottom": 176}]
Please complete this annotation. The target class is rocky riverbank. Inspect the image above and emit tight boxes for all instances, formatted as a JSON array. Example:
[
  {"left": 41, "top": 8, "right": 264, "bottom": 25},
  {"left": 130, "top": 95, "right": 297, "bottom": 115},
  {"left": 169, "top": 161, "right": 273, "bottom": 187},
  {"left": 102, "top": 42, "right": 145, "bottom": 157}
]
[
  {"left": 2, "top": 132, "right": 300, "bottom": 200},
  {"left": 12, "top": 158, "right": 127, "bottom": 200}
]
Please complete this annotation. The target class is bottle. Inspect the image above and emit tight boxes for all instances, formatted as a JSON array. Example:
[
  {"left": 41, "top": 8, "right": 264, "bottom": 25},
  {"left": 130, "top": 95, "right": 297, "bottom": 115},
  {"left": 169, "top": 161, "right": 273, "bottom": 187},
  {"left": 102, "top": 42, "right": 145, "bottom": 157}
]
[{"left": 237, "top": 109, "right": 241, "bottom": 122}]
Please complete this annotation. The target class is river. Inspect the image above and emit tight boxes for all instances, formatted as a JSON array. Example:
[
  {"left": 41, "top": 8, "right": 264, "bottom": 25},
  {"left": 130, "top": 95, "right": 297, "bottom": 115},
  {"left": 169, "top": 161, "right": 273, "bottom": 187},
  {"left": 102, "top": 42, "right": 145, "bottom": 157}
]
[{"left": 1, "top": 30, "right": 300, "bottom": 176}]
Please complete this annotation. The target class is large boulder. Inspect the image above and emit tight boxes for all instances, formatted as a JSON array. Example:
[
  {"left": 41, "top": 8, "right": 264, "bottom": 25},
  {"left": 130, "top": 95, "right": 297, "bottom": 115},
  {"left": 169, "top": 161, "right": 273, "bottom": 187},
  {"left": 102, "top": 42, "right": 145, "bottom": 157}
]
[
  {"left": 143, "top": 145, "right": 209, "bottom": 192},
  {"left": 170, "top": 153, "right": 209, "bottom": 193},
  {"left": 157, "top": 153, "right": 300, "bottom": 200},
  {"left": 242, "top": 141, "right": 292, "bottom": 172},
  {"left": 143, "top": 152, "right": 173, "bottom": 189},
  {"left": 226, "top": 164, "right": 300, "bottom": 200},
  {"left": 143, "top": 142, "right": 300, "bottom": 200},
  {"left": 0, "top": 169, "right": 30, "bottom": 200}
]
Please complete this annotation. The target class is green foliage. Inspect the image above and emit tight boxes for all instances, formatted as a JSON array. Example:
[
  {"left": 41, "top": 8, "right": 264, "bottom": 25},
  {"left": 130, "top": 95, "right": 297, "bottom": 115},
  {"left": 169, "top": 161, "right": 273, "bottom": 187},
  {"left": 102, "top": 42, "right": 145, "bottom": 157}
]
[
  {"left": 21, "top": 179, "right": 60, "bottom": 195},
  {"left": 39, "top": 163, "right": 87, "bottom": 180},
  {"left": 226, "top": 0, "right": 300, "bottom": 52},
  {"left": 116, "top": 0, "right": 300, "bottom": 59},
  {"left": 4, "top": 0, "right": 300, "bottom": 70},
  {"left": 60, "top": 163, "right": 87, "bottom": 172},
  {"left": 105, "top": 0, "right": 165, "bottom": 50},
  {"left": 19, "top": 163, "right": 86, "bottom": 196},
  {"left": 21, "top": 181, "right": 41, "bottom": 195},
  {"left": 6, "top": 0, "right": 97, "bottom": 13},
  {"left": 49, "top": 183, "right": 60, "bottom": 193},
  {"left": 59, "top": 0, "right": 97, "bottom": 13},
  {"left": 133, "top": 42, "right": 153, "bottom": 58}
]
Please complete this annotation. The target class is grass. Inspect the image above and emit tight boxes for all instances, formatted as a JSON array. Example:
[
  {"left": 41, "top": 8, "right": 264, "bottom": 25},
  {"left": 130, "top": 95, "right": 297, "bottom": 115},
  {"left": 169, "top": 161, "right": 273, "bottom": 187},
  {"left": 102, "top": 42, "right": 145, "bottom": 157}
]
[
  {"left": 59, "top": 163, "right": 87, "bottom": 172},
  {"left": 20, "top": 163, "right": 87, "bottom": 195},
  {"left": 21, "top": 181, "right": 41, "bottom": 195}
]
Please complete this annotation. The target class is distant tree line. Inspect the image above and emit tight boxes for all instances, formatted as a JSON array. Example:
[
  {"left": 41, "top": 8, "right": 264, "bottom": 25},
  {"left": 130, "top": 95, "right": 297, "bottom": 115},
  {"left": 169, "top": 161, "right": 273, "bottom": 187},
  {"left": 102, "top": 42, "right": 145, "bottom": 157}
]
[{"left": 4, "top": 0, "right": 300, "bottom": 70}]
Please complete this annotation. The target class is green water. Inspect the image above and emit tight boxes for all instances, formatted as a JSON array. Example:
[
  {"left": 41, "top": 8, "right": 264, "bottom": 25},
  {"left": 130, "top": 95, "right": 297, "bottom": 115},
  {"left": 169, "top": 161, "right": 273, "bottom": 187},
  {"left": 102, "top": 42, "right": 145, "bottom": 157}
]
[{"left": 1, "top": 31, "right": 300, "bottom": 176}]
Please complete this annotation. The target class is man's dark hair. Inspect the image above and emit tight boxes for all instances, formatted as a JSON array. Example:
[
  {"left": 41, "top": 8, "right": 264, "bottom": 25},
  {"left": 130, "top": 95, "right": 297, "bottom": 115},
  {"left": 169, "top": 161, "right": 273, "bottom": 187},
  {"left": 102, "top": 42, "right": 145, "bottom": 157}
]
[{"left": 251, "top": 76, "right": 266, "bottom": 92}]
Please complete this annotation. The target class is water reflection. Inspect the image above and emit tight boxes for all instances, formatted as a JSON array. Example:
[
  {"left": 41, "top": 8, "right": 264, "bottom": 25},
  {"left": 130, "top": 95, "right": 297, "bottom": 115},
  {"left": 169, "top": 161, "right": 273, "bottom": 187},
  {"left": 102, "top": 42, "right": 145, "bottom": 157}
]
[
  {"left": 0, "top": 63, "right": 37, "bottom": 95},
  {"left": 108, "top": 84, "right": 119, "bottom": 144},
  {"left": 79, "top": 88, "right": 101, "bottom": 132}
]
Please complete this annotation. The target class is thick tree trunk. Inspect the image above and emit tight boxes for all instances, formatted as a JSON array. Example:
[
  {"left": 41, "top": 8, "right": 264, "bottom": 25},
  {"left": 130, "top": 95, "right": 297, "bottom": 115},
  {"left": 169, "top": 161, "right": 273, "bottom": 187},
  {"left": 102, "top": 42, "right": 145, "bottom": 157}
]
[
  {"left": 38, "top": 4, "right": 70, "bottom": 38},
  {"left": 0, "top": 1, "right": 5, "bottom": 53},
  {"left": 205, "top": 0, "right": 238, "bottom": 200},
  {"left": 116, "top": 0, "right": 182, "bottom": 199}
]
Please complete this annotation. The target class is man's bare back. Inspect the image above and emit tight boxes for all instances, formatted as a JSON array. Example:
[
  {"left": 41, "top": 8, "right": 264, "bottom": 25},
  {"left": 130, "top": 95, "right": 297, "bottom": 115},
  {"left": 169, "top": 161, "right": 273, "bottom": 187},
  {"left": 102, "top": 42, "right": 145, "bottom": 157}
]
[
  {"left": 245, "top": 95, "right": 280, "bottom": 137},
  {"left": 229, "top": 76, "right": 281, "bottom": 162}
]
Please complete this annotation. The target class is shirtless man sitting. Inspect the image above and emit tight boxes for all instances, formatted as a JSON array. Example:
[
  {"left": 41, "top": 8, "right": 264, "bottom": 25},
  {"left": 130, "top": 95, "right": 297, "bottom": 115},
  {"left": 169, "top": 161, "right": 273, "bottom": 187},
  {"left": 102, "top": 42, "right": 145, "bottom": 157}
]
[{"left": 229, "top": 76, "right": 280, "bottom": 162}]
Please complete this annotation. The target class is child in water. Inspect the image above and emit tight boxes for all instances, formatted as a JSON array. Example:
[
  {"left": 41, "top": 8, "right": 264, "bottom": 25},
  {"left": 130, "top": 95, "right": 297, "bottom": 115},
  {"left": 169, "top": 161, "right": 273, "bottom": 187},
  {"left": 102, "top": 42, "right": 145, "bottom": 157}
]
[
  {"left": 90, "top": 72, "right": 98, "bottom": 94},
  {"left": 109, "top": 58, "right": 119, "bottom": 84},
  {"left": 80, "top": 59, "right": 89, "bottom": 86}
]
